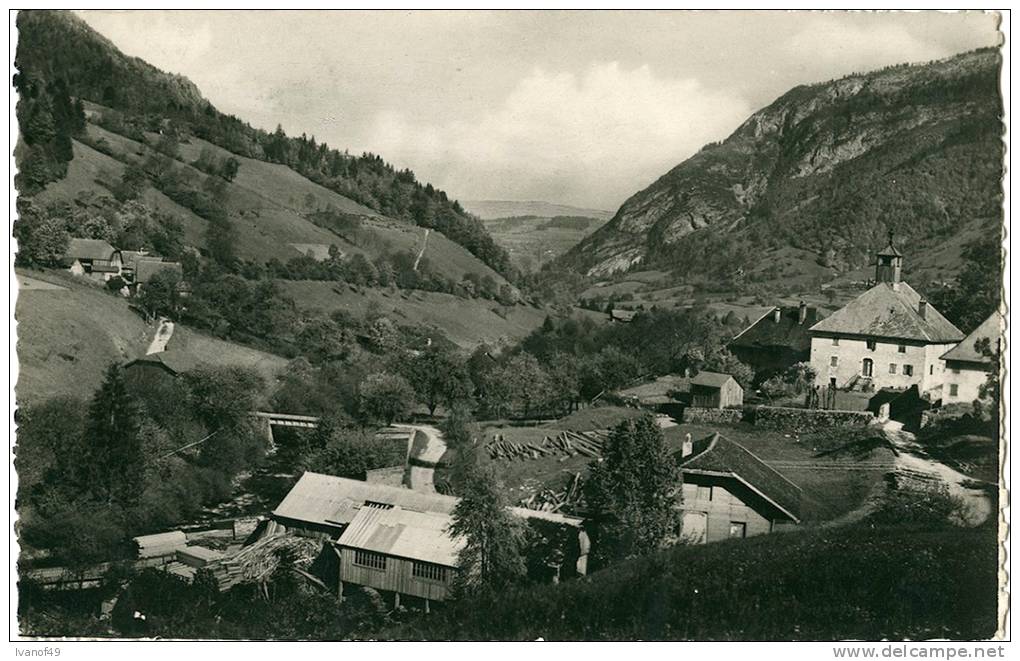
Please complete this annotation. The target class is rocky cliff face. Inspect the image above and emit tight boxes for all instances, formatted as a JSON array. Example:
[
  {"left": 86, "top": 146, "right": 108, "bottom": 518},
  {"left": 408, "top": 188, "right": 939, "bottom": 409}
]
[{"left": 562, "top": 49, "right": 1003, "bottom": 281}]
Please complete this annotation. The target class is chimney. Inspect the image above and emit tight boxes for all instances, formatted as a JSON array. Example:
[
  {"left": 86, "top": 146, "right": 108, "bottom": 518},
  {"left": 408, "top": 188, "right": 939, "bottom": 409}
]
[
  {"left": 681, "top": 433, "right": 693, "bottom": 458},
  {"left": 918, "top": 299, "right": 927, "bottom": 320},
  {"left": 773, "top": 308, "right": 782, "bottom": 324},
  {"left": 798, "top": 301, "right": 807, "bottom": 325}
]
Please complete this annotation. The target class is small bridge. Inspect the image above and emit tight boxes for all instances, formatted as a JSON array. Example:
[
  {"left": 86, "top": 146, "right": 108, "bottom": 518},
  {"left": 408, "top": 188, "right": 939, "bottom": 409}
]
[{"left": 251, "top": 411, "right": 321, "bottom": 444}]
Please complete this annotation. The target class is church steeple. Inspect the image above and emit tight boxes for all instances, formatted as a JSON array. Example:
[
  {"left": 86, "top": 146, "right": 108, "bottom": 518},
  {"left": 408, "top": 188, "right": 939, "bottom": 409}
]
[{"left": 875, "top": 230, "right": 903, "bottom": 285}]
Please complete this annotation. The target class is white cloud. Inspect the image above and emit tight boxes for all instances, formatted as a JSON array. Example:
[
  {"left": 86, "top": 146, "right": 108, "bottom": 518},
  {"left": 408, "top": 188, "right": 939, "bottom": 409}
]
[
  {"left": 782, "top": 15, "right": 958, "bottom": 72},
  {"left": 365, "top": 62, "right": 752, "bottom": 210}
]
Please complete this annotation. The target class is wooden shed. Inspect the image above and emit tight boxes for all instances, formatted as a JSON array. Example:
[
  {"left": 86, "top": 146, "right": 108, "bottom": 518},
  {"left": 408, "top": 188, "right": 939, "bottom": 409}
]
[{"left": 690, "top": 371, "right": 744, "bottom": 409}]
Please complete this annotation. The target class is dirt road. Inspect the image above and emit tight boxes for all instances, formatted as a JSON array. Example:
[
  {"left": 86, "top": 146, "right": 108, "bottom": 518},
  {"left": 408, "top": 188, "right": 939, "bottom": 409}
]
[
  {"left": 881, "top": 420, "right": 994, "bottom": 526},
  {"left": 393, "top": 423, "right": 446, "bottom": 493},
  {"left": 146, "top": 317, "right": 175, "bottom": 354}
]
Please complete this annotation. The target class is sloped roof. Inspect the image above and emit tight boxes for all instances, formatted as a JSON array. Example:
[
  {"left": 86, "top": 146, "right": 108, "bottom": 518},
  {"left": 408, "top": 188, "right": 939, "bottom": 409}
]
[
  {"left": 876, "top": 243, "right": 903, "bottom": 258},
  {"left": 809, "top": 282, "right": 963, "bottom": 343},
  {"left": 337, "top": 506, "right": 464, "bottom": 567},
  {"left": 618, "top": 375, "right": 692, "bottom": 404},
  {"left": 273, "top": 471, "right": 584, "bottom": 531},
  {"left": 679, "top": 433, "right": 801, "bottom": 522},
  {"left": 135, "top": 259, "right": 183, "bottom": 284},
  {"left": 729, "top": 305, "right": 821, "bottom": 352},
  {"left": 941, "top": 312, "right": 1003, "bottom": 363},
  {"left": 121, "top": 250, "right": 152, "bottom": 269},
  {"left": 611, "top": 309, "right": 637, "bottom": 322},
  {"left": 124, "top": 350, "right": 200, "bottom": 375},
  {"left": 691, "top": 371, "right": 738, "bottom": 389},
  {"left": 65, "top": 238, "right": 116, "bottom": 261}
]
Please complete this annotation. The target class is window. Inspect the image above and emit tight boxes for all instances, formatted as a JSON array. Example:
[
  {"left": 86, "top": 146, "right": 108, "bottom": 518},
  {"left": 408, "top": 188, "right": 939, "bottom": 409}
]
[
  {"left": 696, "top": 485, "right": 712, "bottom": 501},
  {"left": 363, "top": 501, "right": 394, "bottom": 510},
  {"left": 830, "top": 356, "right": 839, "bottom": 367},
  {"left": 412, "top": 561, "right": 448, "bottom": 582},
  {"left": 353, "top": 550, "right": 387, "bottom": 570},
  {"left": 952, "top": 367, "right": 961, "bottom": 375},
  {"left": 950, "top": 384, "right": 959, "bottom": 397},
  {"left": 903, "top": 365, "right": 914, "bottom": 377},
  {"left": 889, "top": 363, "right": 897, "bottom": 375},
  {"left": 862, "top": 358, "right": 873, "bottom": 377},
  {"left": 866, "top": 340, "right": 877, "bottom": 351},
  {"left": 898, "top": 344, "right": 907, "bottom": 353},
  {"left": 831, "top": 338, "right": 840, "bottom": 346},
  {"left": 931, "top": 365, "right": 935, "bottom": 375},
  {"left": 729, "top": 522, "right": 747, "bottom": 539}
]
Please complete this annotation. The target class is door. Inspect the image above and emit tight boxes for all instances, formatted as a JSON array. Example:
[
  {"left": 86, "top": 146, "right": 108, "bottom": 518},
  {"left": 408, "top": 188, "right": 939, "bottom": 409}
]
[
  {"left": 862, "top": 358, "right": 874, "bottom": 377},
  {"left": 681, "top": 512, "right": 707, "bottom": 544}
]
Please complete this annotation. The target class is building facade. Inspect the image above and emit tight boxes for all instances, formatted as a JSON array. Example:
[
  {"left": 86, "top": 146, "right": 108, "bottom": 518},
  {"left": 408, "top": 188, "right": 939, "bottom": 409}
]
[
  {"left": 678, "top": 433, "right": 801, "bottom": 544},
  {"left": 808, "top": 238, "right": 963, "bottom": 398},
  {"left": 729, "top": 302, "right": 820, "bottom": 380},
  {"left": 940, "top": 311, "right": 1002, "bottom": 406}
]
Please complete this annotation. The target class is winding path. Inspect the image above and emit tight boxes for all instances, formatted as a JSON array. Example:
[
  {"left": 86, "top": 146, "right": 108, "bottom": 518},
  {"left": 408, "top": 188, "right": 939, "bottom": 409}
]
[
  {"left": 392, "top": 423, "right": 446, "bottom": 493},
  {"left": 412, "top": 228, "right": 430, "bottom": 271},
  {"left": 146, "top": 317, "right": 175, "bottom": 354}
]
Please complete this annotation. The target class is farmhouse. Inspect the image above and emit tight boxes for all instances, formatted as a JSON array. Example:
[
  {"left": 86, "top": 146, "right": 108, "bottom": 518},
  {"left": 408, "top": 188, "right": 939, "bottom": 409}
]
[
  {"left": 690, "top": 371, "right": 743, "bottom": 409},
  {"left": 729, "top": 302, "right": 820, "bottom": 379},
  {"left": 808, "top": 237, "right": 963, "bottom": 397},
  {"left": 272, "top": 472, "right": 589, "bottom": 606},
  {"left": 132, "top": 259, "right": 186, "bottom": 296},
  {"left": 678, "top": 433, "right": 801, "bottom": 543},
  {"left": 64, "top": 238, "right": 121, "bottom": 281},
  {"left": 609, "top": 308, "right": 637, "bottom": 323},
  {"left": 940, "top": 311, "right": 1002, "bottom": 405}
]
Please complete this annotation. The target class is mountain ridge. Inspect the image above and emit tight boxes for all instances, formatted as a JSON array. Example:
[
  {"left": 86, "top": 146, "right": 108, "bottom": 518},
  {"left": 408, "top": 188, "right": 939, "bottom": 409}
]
[{"left": 560, "top": 48, "right": 1003, "bottom": 288}]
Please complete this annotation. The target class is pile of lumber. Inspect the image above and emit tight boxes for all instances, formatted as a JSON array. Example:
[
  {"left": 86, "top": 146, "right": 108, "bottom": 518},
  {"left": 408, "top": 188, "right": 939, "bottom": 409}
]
[
  {"left": 222, "top": 533, "right": 322, "bottom": 586},
  {"left": 486, "top": 429, "right": 609, "bottom": 461},
  {"left": 134, "top": 531, "right": 187, "bottom": 559},
  {"left": 519, "top": 472, "right": 583, "bottom": 512}
]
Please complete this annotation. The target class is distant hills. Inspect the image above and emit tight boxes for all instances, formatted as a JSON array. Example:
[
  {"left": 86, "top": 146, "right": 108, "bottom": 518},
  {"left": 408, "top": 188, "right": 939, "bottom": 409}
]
[
  {"left": 561, "top": 49, "right": 1003, "bottom": 290},
  {"left": 463, "top": 200, "right": 612, "bottom": 221}
]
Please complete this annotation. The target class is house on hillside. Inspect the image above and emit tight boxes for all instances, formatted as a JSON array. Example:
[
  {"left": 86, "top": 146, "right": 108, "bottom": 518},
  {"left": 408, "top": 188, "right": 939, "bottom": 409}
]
[
  {"left": 272, "top": 472, "right": 589, "bottom": 607},
  {"left": 132, "top": 259, "right": 187, "bottom": 297},
  {"left": 677, "top": 433, "right": 801, "bottom": 543},
  {"left": 808, "top": 236, "right": 963, "bottom": 397},
  {"left": 123, "top": 351, "right": 200, "bottom": 391},
  {"left": 690, "top": 371, "right": 744, "bottom": 409},
  {"left": 119, "top": 250, "right": 154, "bottom": 280},
  {"left": 940, "top": 311, "right": 1002, "bottom": 405},
  {"left": 609, "top": 308, "right": 637, "bottom": 323},
  {"left": 64, "top": 238, "right": 121, "bottom": 281},
  {"left": 729, "top": 302, "right": 821, "bottom": 380}
]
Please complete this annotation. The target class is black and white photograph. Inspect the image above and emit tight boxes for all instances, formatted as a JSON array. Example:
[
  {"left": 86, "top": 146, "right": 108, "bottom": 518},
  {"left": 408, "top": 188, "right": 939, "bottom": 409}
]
[{"left": 8, "top": 8, "right": 1009, "bottom": 645}]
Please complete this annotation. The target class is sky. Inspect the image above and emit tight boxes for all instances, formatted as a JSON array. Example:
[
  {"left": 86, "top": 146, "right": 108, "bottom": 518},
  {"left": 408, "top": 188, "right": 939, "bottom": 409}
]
[{"left": 75, "top": 10, "right": 1001, "bottom": 211}]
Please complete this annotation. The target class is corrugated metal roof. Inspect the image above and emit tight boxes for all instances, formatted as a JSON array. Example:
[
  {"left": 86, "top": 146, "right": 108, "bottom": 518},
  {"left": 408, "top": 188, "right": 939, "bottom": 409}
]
[
  {"left": 65, "top": 238, "right": 115, "bottom": 261},
  {"left": 809, "top": 282, "right": 963, "bottom": 343},
  {"left": 941, "top": 312, "right": 1002, "bottom": 363},
  {"left": 273, "top": 472, "right": 585, "bottom": 531},
  {"left": 337, "top": 506, "right": 464, "bottom": 567}
]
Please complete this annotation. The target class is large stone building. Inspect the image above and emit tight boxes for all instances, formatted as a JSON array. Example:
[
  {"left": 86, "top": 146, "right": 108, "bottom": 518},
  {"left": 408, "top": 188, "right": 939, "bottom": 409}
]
[
  {"left": 808, "top": 238, "right": 963, "bottom": 397},
  {"left": 729, "top": 302, "right": 821, "bottom": 380},
  {"left": 940, "top": 311, "right": 1002, "bottom": 406}
]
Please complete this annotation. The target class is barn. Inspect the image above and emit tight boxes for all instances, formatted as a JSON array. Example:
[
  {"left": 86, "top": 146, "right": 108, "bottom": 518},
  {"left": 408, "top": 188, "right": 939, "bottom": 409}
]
[
  {"left": 690, "top": 371, "right": 744, "bottom": 409},
  {"left": 271, "top": 472, "right": 589, "bottom": 606},
  {"left": 64, "top": 238, "right": 121, "bottom": 281},
  {"left": 677, "top": 433, "right": 801, "bottom": 543}
]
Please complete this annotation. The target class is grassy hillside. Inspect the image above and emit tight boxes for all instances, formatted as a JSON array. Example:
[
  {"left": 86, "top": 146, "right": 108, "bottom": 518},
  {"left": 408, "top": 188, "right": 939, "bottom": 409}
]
[
  {"left": 14, "top": 269, "right": 288, "bottom": 406},
  {"left": 392, "top": 521, "right": 997, "bottom": 640},
  {"left": 277, "top": 280, "right": 547, "bottom": 348}
]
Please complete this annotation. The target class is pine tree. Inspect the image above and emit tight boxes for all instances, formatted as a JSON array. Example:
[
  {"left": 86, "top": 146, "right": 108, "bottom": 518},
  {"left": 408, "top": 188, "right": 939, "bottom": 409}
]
[
  {"left": 584, "top": 415, "right": 681, "bottom": 567},
  {"left": 83, "top": 364, "right": 145, "bottom": 506}
]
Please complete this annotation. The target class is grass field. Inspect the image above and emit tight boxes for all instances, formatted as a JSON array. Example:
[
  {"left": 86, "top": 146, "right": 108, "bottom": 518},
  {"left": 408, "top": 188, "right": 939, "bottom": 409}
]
[
  {"left": 470, "top": 405, "right": 893, "bottom": 523},
  {"left": 277, "top": 280, "right": 547, "bottom": 348},
  {"left": 14, "top": 268, "right": 289, "bottom": 407},
  {"left": 481, "top": 215, "right": 608, "bottom": 269}
]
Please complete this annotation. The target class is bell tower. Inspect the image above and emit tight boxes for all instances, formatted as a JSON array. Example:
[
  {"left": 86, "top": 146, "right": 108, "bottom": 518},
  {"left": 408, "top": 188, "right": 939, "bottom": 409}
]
[{"left": 875, "top": 231, "right": 903, "bottom": 285}]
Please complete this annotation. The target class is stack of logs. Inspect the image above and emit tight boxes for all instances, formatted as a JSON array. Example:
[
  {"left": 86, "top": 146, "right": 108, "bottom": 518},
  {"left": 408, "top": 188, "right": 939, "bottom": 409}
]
[
  {"left": 519, "top": 471, "right": 583, "bottom": 512},
  {"left": 487, "top": 429, "right": 608, "bottom": 461},
  {"left": 200, "top": 534, "right": 322, "bottom": 591}
]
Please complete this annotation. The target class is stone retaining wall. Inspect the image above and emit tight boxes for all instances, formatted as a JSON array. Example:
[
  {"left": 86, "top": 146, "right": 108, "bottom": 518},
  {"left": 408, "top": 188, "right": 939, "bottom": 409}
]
[
  {"left": 683, "top": 407, "right": 742, "bottom": 424},
  {"left": 754, "top": 405, "right": 874, "bottom": 433}
]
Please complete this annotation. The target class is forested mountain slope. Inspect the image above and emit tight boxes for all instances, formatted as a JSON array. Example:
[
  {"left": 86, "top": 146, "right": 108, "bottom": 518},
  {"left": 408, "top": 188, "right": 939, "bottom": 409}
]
[{"left": 562, "top": 49, "right": 1003, "bottom": 290}]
